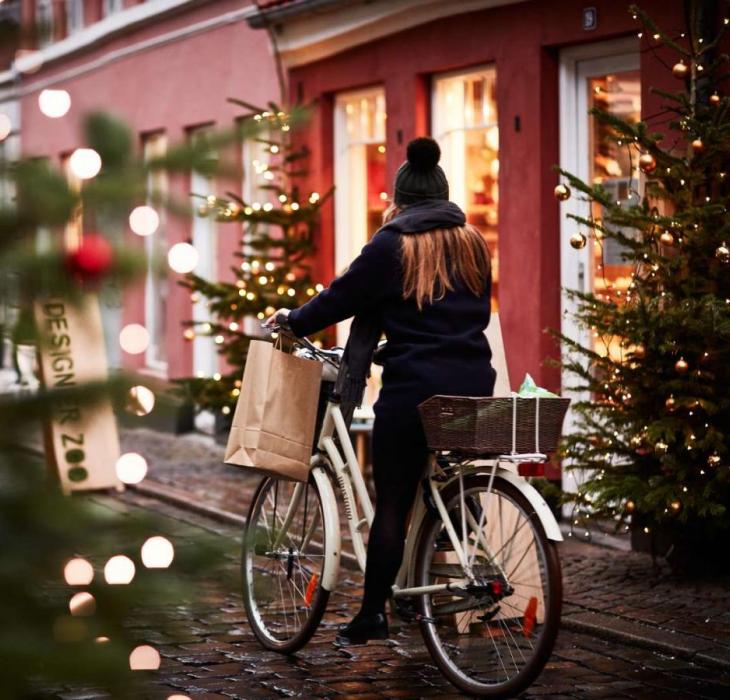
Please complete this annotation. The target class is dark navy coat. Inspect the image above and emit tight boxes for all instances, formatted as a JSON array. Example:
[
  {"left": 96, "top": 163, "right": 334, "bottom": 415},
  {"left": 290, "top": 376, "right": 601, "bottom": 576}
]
[{"left": 287, "top": 199, "right": 496, "bottom": 415}]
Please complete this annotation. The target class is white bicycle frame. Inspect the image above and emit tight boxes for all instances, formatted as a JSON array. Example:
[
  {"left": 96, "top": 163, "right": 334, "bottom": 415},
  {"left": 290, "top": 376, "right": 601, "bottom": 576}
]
[{"left": 303, "top": 395, "right": 563, "bottom": 597}]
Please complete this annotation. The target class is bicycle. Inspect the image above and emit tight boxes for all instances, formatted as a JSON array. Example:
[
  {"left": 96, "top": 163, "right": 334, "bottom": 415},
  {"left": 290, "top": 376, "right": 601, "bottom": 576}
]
[{"left": 241, "top": 328, "right": 563, "bottom": 698}]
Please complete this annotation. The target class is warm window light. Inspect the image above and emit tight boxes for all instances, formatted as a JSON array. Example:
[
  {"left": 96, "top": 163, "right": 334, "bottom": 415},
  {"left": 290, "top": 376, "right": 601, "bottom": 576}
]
[
  {"left": 129, "top": 205, "right": 160, "bottom": 236},
  {"left": 38, "top": 89, "right": 71, "bottom": 118},
  {"left": 126, "top": 385, "right": 155, "bottom": 416},
  {"left": 104, "top": 555, "right": 136, "bottom": 585},
  {"left": 0, "top": 113, "right": 10, "bottom": 141},
  {"left": 64, "top": 558, "right": 94, "bottom": 586},
  {"left": 116, "top": 452, "right": 148, "bottom": 484},
  {"left": 69, "top": 148, "right": 102, "bottom": 179},
  {"left": 129, "top": 645, "right": 161, "bottom": 670},
  {"left": 69, "top": 591, "right": 96, "bottom": 616},
  {"left": 168, "top": 242, "right": 199, "bottom": 273},
  {"left": 119, "top": 324, "right": 150, "bottom": 354},
  {"left": 141, "top": 536, "right": 175, "bottom": 568}
]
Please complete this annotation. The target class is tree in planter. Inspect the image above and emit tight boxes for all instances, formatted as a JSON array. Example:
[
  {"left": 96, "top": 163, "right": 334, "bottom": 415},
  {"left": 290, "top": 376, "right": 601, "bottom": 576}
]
[
  {"left": 179, "top": 101, "right": 331, "bottom": 418},
  {"left": 553, "top": 1, "right": 730, "bottom": 562}
]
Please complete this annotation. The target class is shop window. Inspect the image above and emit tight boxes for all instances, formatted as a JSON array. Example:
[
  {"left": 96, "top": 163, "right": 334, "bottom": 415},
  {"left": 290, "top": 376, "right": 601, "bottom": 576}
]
[
  {"left": 142, "top": 131, "right": 169, "bottom": 373},
  {"left": 432, "top": 66, "right": 499, "bottom": 309},
  {"left": 65, "top": 0, "right": 84, "bottom": 35},
  {"left": 35, "top": 0, "right": 53, "bottom": 47},
  {"left": 333, "top": 88, "right": 387, "bottom": 279},
  {"left": 103, "top": 0, "right": 125, "bottom": 17},
  {"left": 588, "top": 70, "right": 641, "bottom": 313}
]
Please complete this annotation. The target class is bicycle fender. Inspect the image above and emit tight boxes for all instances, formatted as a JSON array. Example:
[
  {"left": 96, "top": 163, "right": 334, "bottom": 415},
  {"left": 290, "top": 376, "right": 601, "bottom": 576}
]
[
  {"left": 493, "top": 468, "right": 563, "bottom": 542},
  {"left": 311, "top": 465, "right": 342, "bottom": 591}
]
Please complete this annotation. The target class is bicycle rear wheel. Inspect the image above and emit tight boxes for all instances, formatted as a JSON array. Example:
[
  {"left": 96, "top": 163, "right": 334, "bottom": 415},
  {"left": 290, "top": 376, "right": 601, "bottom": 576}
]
[
  {"left": 242, "top": 471, "right": 334, "bottom": 653},
  {"left": 413, "top": 473, "right": 562, "bottom": 698}
]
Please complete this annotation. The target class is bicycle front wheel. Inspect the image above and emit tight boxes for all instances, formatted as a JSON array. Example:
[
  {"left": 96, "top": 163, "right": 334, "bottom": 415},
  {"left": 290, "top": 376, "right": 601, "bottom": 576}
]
[
  {"left": 414, "top": 473, "right": 562, "bottom": 698},
  {"left": 242, "top": 470, "right": 335, "bottom": 653}
]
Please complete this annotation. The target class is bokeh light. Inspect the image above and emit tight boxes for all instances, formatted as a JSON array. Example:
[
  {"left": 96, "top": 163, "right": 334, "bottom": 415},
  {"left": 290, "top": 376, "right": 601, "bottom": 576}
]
[
  {"left": 129, "top": 645, "right": 161, "bottom": 670},
  {"left": 104, "top": 555, "right": 136, "bottom": 585},
  {"left": 141, "top": 536, "right": 175, "bottom": 569},
  {"left": 63, "top": 557, "right": 94, "bottom": 586},
  {"left": 15, "top": 49, "right": 44, "bottom": 74},
  {"left": 119, "top": 324, "right": 150, "bottom": 354},
  {"left": 167, "top": 695, "right": 192, "bottom": 700},
  {"left": 126, "top": 385, "right": 156, "bottom": 416},
  {"left": 69, "top": 148, "right": 102, "bottom": 180},
  {"left": 167, "top": 242, "right": 199, "bottom": 273},
  {"left": 69, "top": 591, "right": 96, "bottom": 616},
  {"left": 129, "top": 205, "right": 160, "bottom": 236},
  {"left": 38, "top": 89, "right": 71, "bottom": 118},
  {"left": 0, "top": 113, "right": 11, "bottom": 141},
  {"left": 115, "top": 452, "right": 148, "bottom": 484}
]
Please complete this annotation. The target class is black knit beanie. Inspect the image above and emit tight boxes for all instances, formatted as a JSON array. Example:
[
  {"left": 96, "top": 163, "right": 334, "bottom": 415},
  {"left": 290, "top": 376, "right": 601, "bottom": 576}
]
[{"left": 393, "top": 137, "right": 449, "bottom": 206}]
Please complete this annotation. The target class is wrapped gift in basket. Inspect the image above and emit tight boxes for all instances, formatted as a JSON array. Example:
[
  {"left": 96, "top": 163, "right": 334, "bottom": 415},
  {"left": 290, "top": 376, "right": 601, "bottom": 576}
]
[{"left": 418, "top": 374, "right": 570, "bottom": 458}]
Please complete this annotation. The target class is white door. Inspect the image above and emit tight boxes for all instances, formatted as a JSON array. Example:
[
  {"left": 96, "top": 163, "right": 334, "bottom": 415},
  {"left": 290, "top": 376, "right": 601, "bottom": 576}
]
[{"left": 559, "top": 38, "right": 640, "bottom": 497}]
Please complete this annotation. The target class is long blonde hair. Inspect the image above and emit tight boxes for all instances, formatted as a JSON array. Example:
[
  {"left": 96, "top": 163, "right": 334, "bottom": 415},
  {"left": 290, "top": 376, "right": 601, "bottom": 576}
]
[{"left": 383, "top": 203, "right": 491, "bottom": 310}]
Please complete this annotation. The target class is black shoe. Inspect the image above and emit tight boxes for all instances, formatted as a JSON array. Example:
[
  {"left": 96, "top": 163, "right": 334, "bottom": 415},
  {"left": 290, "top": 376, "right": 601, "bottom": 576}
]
[{"left": 335, "top": 612, "right": 389, "bottom": 646}]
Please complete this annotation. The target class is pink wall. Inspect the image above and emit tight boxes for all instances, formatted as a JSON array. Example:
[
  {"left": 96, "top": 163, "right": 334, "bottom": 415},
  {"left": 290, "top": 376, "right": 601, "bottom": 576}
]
[
  {"left": 19, "top": 0, "right": 279, "bottom": 378},
  {"left": 289, "top": 0, "right": 690, "bottom": 395}
]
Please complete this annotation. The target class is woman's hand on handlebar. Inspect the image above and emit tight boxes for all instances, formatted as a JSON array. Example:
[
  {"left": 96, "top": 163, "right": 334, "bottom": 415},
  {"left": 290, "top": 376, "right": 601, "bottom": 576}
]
[{"left": 262, "top": 308, "right": 291, "bottom": 330}]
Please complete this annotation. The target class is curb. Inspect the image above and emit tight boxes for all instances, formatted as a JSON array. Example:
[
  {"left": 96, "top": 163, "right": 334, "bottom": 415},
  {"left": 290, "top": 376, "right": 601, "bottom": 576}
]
[
  {"left": 561, "top": 610, "right": 730, "bottom": 671},
  {"left": 130, "top": 479, "right": 360, "bottom": 569}
]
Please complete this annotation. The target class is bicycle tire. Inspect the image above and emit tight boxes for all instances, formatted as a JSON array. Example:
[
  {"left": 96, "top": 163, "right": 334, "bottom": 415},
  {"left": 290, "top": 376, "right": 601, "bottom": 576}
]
[
  {"left": 413, "top": 473, "right": 562, "bottom": 698},
  {"left": 241, "top": 473, "right": 333, "bottom": 653}
]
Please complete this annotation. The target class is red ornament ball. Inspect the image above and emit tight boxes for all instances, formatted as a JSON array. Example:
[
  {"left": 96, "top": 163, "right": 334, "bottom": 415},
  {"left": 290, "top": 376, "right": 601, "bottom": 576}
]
[{"left": 66, "top": 234, "right": 114, "bottom": 281}]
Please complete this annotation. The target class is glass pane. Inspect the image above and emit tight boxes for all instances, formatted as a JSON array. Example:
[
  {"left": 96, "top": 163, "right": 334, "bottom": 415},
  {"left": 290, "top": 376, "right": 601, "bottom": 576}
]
[
  {"left": 433, "top": 67, "right": 499, "bottom": 310},
  {"left": 587, "top": 70, "right": 641, "bottom": 358}
]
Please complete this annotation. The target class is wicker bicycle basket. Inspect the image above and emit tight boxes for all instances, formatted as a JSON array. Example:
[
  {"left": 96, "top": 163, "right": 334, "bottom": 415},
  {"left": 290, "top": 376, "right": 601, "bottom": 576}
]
[{"left": 417, "top": 395, "right": 571, "bottom": 456}]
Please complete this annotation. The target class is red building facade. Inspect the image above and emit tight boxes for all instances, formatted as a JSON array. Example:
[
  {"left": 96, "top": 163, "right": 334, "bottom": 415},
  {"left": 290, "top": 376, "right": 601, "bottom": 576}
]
[
  {"left": 1, "top": 0, "right": 279, "bottom": 383},
  {"left": 3, "top": 0, "right": 714, "bottom": 406},
  {"left": 246, "top": 0, "right": 691, "bottom": 395}
]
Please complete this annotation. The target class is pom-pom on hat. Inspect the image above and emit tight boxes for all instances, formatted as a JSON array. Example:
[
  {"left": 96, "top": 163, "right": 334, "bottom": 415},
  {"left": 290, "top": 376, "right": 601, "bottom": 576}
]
[{"left": 393, "top": 137, "right": 449, "bottom": 206}]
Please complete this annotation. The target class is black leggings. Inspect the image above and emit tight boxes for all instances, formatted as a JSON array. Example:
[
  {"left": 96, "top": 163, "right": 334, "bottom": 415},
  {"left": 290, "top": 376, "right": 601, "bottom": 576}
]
[{"left": 360, "top": 406, "right": 429, "bottom": 615}]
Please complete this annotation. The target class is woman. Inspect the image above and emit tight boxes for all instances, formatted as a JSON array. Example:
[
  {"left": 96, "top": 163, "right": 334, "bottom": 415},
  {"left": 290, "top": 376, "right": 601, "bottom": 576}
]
[{"left": 264, "top": 137, "right": 496, "bottom": 645}]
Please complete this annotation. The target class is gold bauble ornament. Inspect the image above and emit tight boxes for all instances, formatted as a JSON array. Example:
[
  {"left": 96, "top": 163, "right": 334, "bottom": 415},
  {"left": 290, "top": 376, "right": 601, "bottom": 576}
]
[
  {"left": 708, "top": 453, "right": 721, "bottom": 467},
  {"left": 715, "top": 242, "right": 730, "bottom": 263},
  {"left": 672, "top": 60, "right": 689, "bottom": 78},
  {"left": 638, "top": 153, "right": 657, "bottom": 174},
  {"left": 659, "top": 230, "right": 675, "bottom": 246},
  {"left": 710, "top": 92, "right": 721, "bottom": 105},
  {"left": 183, "top": 328, "right": 195, "bottom": 341},
  {"left": 655, "top": 440, "right": 669, "bottom": 454},
  {"left": 625, "top": 500, "right": 636, "bottom": 513},
  {"left": 670, "top": 500, "right": 682, "bottom": 512},
  {"left": 570, "top": 232, "right": 587, "bottom": 249},
  {"left": 691, "top": 138, "right": 704, "bottom": 153},
  {"left": 665, "top": 395, "right": 676, "bottom": 411},
  {"left": 633, "top": 345, "right": 646, "bottom": 359},
  {"left": 554, "top": 184, "right": 571, "bottom": 201},
  {"left": 675, "top": 357, "right": 688, "bottom": 373}
]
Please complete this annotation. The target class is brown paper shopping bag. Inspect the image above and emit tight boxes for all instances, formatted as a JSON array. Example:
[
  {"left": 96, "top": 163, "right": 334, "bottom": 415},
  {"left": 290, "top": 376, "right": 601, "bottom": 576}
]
[{"left": 224, "top": 339, "right": 323, "bottom": 481}]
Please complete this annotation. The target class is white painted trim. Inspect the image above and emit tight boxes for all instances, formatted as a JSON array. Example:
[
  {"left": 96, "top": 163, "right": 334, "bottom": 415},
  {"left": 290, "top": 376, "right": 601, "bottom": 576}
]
[
  {"left": 276, "top": 0, "right": 528, "bottom": 68},
  {"left": 0, "top": 1, "right": 257, "bottom": 95},
  {"left": 558, "top": 36, "right": 639, "bottom": 500}
]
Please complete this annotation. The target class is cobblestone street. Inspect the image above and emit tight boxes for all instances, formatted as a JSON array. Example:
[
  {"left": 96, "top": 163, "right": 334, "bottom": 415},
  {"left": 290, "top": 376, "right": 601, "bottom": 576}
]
[
  {"left": 57, "top": 488, "right": 728, "bottom": 700},
  {"left": 67, "top": 427, "right": 728, "bottom": 699}
]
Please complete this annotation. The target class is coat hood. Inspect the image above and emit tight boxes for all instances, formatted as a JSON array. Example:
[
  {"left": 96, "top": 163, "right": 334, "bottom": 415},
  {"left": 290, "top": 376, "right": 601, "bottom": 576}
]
[{"left": 382, "top": 199, "right": 466, "bottom": 234}]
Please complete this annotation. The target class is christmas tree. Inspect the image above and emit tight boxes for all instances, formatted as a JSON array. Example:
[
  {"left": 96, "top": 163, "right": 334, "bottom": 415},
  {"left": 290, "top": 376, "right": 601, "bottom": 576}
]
[
  {"left": 179, "top": 101, "right": 331, "bottom": 415},
  {"left": 0, "top": 106, "right": 258, "bottom": 695},
  {"left": 554, "top": 2, "right": 730, "bottom": 558}
]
